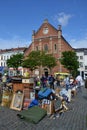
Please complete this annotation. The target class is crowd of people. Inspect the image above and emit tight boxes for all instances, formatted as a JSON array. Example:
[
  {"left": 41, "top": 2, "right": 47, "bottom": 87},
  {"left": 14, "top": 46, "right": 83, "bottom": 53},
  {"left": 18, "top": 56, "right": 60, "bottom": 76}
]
[
  {"left": 0, "top": 72, "right": 85, "bottom": 93},
  {"left": 33, "top": 73, "right": 84, "bottom": 92}
]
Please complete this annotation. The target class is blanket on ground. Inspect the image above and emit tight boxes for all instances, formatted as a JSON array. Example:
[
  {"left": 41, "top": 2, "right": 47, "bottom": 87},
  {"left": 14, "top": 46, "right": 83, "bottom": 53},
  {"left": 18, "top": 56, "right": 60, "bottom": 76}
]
[{"left": 17, "top": 106, "right": 47, "bottom": 124}]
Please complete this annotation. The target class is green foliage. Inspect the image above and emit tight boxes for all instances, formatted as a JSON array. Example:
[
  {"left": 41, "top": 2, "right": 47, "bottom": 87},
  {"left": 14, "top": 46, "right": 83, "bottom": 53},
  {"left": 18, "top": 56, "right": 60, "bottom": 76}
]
[
  {"left": 22, "top": 51, "right": 57, "bottom": 72},
  {"left": 42, "top": 54, "right": 57, "bottom": 68},
  {"left": 7, "top": 53, "right": 24, "bottom": 69},
  {"left": 59, "top": 51, "right": 79, "bottom": 77},
  {"left": 22, "top": 51, "right": 41, "bottom": 71}
]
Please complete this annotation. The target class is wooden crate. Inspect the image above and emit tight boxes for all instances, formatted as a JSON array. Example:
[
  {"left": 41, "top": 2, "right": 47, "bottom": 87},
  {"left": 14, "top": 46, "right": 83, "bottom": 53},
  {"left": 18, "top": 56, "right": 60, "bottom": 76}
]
[
  {"left": 41, "top": 100, "right": 55, "bottom": 115},
  {"left": 23, "top": 88, "right": 30, "bottom": 99},
  {"left": 13, "top": 83, "right": 34, "bottom": 101},
  {"left": 1, "top": 91, "right": 13, "bottom": 107},
  {"left": 13, "top": 83, "right": 24, "bottom": 92}
]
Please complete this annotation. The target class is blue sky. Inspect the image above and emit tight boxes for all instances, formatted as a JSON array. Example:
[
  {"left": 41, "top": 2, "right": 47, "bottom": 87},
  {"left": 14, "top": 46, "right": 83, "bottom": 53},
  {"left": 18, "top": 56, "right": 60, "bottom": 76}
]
[{"left": 0, "top": 0, "right": 87, "bottom": 49}]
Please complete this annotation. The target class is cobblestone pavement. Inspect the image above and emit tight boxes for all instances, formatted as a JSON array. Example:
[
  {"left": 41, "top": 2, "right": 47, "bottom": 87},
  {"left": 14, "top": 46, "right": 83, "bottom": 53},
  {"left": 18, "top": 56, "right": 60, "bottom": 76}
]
[{"left": 0, "top": 86, "right": 87, "bottom": 130}]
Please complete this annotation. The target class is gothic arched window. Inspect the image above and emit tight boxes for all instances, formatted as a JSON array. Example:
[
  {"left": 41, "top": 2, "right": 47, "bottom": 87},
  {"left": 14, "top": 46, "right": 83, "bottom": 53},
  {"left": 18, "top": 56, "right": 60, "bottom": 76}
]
[
  {"left": 54, "top": 44, "right": 57, "bottom": 50},
  {"left": 44, "top": 44, "right": 48, "bottom": 52}
]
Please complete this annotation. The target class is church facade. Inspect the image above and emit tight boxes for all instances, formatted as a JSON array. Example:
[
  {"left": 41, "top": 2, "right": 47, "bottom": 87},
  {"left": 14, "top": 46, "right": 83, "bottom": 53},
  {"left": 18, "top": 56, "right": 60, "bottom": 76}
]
[{"left": 24, "top": 19, "right": 74, "bottom": 76}]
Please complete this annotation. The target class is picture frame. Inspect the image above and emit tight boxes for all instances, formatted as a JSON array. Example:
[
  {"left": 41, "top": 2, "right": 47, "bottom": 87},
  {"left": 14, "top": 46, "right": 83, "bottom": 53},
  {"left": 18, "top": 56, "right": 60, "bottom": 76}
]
[
  {"left": 10, "top": 91, "right": 24, "bottom": 111},
  {"left": 23, "top": 98, "right": 32, "bottom": 110},
  {"left": 30, "top": 92, "right": 35, "bottom": 100}
]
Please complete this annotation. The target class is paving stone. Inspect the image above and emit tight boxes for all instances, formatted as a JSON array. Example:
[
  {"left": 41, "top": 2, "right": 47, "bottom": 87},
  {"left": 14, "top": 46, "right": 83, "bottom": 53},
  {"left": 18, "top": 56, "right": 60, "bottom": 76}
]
[{"left": 0, "top": 86, "right": 87, "bottom": 130}]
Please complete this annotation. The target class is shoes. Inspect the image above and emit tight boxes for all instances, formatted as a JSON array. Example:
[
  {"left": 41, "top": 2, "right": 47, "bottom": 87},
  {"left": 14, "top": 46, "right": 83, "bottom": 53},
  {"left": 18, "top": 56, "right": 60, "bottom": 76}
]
[
  {"left": 56, "top": 114, "right": 60, "bottom": 118},
  {"left": 50, "top": 114, "right": 60, "bottom": 119}
]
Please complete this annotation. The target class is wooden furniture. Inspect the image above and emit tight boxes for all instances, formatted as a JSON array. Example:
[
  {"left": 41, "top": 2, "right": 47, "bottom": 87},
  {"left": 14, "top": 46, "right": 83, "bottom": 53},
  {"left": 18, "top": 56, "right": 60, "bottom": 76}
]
[{"left": 13, "top": 83, "right": 34, "bottom": 99}]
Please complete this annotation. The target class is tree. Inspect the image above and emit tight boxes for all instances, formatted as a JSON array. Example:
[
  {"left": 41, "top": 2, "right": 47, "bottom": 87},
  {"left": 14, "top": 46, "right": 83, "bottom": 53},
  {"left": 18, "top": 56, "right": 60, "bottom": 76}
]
[
  {"left": 22, "top": 51, "right": 41, "bottom": 72},
  {"left": 42, "top": 54, "right": 57, "bottom": 74},
  {"left": 59, "top": 51, "right": 79, "bottom": 77},
  {"left": 7, "top": 53, "right": 24, "bottom": 76},
  {"left": 22, "top": 51, "right": 57, "bottom": 75}
]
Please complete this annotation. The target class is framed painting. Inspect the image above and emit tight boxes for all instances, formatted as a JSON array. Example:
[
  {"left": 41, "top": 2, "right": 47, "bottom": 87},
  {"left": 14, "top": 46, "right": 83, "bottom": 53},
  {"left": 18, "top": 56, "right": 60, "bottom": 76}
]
[
  {"left": 10, "top": 91, "right": 24, "bottom": 111},
  {"left": 30, "top": 92, "right": 35, "bottom": 100}
]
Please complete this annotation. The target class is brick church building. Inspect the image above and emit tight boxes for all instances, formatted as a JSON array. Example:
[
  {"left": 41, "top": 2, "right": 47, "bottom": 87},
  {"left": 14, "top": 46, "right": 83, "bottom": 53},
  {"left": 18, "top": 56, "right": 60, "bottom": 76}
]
[{"left": 24, "top": 19, "right": 74, "bottom": 77}]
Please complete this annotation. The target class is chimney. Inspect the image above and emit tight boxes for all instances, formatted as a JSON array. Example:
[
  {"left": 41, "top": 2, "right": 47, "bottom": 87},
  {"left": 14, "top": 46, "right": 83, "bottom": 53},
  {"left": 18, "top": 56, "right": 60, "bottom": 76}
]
[
  {"left": 58, "top": 25, "right": 62, "bottom": 38},
  {"left": 32, "top": 30, "right": 35, "bottom": 36},
  {"left": 32, "top": 30, "right": 35, "bottom": 42},
  {"left": 44, "top": 19, "right": 48, "bottom": 23}
]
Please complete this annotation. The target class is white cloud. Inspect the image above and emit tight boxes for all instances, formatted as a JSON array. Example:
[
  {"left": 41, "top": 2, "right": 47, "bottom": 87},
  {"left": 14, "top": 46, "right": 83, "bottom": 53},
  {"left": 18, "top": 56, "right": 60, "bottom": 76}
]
[
  {"left": 70, "top": 37, "right": 87, "bottom": 48},
  {"left": 0, "top": 38, "right": 31, "bottom": 50},
  {"left": 54, "top": 12, "right": 72, "bottom": 26}
]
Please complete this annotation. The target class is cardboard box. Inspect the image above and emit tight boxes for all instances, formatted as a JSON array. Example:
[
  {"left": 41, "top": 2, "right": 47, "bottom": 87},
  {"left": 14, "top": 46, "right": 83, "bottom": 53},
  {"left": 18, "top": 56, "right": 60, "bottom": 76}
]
[
  {"left": 42, "top": 100, "right": 55, "bottom": 115},
  {"left": 55, "top": 88, "right": 61, "bottom": 94}
]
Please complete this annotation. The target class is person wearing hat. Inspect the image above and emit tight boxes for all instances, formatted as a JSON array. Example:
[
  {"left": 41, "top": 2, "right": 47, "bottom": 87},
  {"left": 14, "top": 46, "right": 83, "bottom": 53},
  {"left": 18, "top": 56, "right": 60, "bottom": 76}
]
[{"left": 2, "top": 73, "right": 7, "bottom": 90}]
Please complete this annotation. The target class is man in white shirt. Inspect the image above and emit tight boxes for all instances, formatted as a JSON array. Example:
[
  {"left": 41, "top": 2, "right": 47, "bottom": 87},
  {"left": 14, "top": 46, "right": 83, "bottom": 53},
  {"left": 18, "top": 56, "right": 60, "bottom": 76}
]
[{"left": 76, "top": 75, "right": 83, "bottom": 92}]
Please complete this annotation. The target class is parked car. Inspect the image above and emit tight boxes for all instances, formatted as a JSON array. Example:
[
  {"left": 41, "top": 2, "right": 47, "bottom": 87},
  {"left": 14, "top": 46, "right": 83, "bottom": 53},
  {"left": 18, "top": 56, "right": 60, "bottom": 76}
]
[{"left": 54, "top": 72, "right": 70, "bottom": 81}]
